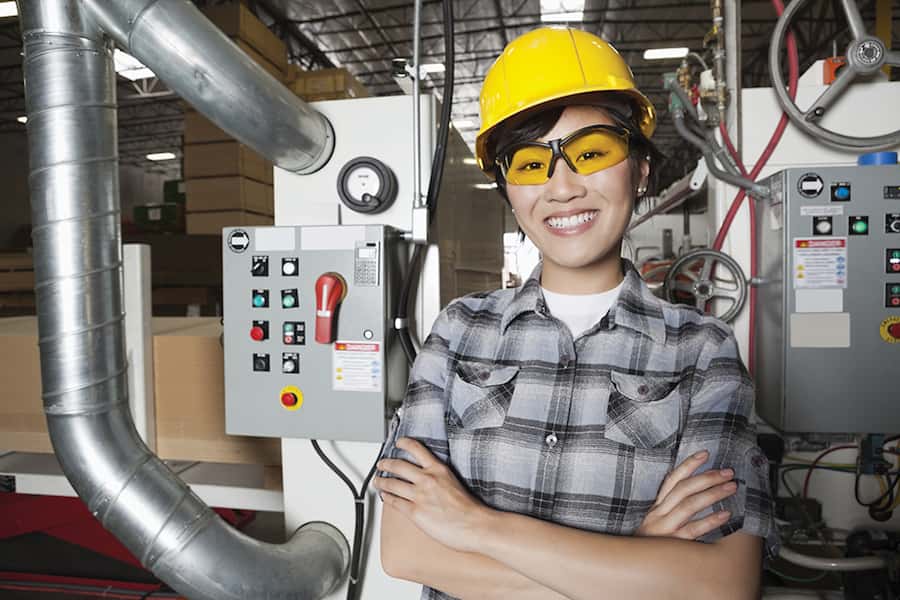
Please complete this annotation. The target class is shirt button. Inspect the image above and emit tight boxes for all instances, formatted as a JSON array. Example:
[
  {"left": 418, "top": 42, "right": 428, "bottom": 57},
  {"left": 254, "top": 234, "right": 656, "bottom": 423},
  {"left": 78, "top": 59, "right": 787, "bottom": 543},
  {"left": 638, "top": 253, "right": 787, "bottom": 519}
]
[
  {"left": 545, "top": 433, "right": 558, "bottom": 448},
  {"left": 637, "top": 384, "right": 650, "bottom": 396}
]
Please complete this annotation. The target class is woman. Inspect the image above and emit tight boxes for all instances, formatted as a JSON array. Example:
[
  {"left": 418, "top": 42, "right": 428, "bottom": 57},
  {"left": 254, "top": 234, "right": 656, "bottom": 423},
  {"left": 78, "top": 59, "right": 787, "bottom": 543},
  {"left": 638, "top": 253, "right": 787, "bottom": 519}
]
[{"left": 374, "top": 27, "right": 778, "bottom": 600}]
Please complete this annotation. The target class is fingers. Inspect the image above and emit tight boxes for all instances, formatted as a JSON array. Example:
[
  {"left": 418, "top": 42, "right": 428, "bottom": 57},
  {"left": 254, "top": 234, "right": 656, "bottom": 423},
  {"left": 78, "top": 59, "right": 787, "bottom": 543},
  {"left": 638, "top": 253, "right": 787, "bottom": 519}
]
[
  {"left": 655, "top": 450, "right": 709, "bottom": 503},
  {"left": 378, "top": 457, "right": 425, "bottom": 483},
  {"left": 396, "top": 437, "right": 440, "bottom": 469},
  {"left": 660, "top": 480, "right": 738, "bottom": 530},
  {"left": 374, "top": 475, "right": 416, "bottom": 501},
  {"left": 654, "top": 467, "right": 735, "bottom": 516},
  {"left": 673, "top": 510, "right": 732, "bottom": 540}
]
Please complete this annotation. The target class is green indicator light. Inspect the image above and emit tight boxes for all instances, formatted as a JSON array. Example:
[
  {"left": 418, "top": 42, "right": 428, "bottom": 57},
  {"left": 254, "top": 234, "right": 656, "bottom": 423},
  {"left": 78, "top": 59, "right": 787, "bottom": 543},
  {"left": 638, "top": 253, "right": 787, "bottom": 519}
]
[
  {"left": 893, "top": 285, "right": 900, "bottom": 294},
  {"left": 893, "top": 251, "right": 900, "bottom": 259},
  {"left": 253, "top": 294, "right": 265, "bottom": 307},
  {"left": 282, "top": 294, "right": 296, "bottom": 308},
  {"left": 852, "top": 220, "right": 868, "bottom": 233}
]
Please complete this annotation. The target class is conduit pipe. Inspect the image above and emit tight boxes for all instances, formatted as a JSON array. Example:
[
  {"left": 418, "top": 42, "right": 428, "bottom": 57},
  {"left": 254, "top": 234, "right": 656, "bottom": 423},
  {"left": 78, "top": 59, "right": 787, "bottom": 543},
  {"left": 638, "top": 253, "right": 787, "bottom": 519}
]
[
  {"left": 81, "top": 0, "right": 334, "bottom": 174},
  {"left": 19, "top": 1, "right": 348, "bottom": 598}
]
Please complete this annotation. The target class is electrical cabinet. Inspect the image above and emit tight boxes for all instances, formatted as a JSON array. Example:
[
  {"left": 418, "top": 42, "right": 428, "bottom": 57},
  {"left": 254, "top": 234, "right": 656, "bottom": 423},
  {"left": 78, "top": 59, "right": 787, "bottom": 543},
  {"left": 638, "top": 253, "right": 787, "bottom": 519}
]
[
  {"left": 755, "top": 166, "right": 900, "bottom": 433},
  {"left": 222, "top": 225, "right": 409, "bottom": 442}
]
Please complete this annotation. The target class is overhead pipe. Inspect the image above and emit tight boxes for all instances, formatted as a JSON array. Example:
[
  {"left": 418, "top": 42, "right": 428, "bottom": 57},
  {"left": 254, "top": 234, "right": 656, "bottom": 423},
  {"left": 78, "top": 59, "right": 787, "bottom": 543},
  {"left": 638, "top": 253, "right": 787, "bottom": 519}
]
[
  {"left": 81, "top": 0, "right": 335, "bottom": 175},
  {"left": 18, "top": 1, "right": 348, "bottom": 598}
]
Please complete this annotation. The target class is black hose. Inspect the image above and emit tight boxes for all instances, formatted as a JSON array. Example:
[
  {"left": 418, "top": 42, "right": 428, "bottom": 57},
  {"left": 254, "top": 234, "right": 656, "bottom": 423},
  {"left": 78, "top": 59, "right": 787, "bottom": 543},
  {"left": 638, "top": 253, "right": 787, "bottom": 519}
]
[{"left": 311, "top": 440, "right": 386, "bottom": 600}]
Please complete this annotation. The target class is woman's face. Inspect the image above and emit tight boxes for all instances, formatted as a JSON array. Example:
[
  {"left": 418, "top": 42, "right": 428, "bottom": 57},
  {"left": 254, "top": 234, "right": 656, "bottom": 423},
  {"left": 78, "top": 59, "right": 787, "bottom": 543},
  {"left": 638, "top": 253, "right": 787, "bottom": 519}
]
[{"left": 506, "top": 105, "right": 647, "bottom": 272}]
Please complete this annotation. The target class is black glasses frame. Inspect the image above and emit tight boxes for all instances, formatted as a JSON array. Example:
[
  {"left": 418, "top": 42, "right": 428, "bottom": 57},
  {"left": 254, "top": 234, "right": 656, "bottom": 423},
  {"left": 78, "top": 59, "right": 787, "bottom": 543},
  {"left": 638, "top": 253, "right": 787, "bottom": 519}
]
[{"left": 495, "top": 124, "right": 631, "bottom": 182}]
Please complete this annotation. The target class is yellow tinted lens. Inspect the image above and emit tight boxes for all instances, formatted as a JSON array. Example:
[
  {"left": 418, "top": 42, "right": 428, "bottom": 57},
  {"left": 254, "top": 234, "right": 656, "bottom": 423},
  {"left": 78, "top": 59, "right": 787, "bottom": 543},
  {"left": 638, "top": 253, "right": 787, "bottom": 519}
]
[
  {"left": 562, "top": 129, "right": 628, "bottom": 175},
  {"left": 505, "top": 145, "right": 553, "bottom": 185}
]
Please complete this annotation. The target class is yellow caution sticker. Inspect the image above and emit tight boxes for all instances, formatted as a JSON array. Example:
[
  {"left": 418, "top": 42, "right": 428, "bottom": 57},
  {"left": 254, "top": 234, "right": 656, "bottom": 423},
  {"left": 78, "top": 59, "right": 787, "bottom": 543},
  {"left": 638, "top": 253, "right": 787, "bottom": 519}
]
[{"left": 879, "top": 316, "right": 900, "bottom": 344}]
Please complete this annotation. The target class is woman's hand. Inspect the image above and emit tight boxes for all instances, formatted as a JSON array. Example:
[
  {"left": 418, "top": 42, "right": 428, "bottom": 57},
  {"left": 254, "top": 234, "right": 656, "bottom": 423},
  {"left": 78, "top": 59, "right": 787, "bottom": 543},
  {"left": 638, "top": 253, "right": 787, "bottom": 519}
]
[
  {"left": 374, "top": 437, "right": 491, "bottom": 554},
  {"left": 636, "top": 450, "right": 737, "bottom": 540}
]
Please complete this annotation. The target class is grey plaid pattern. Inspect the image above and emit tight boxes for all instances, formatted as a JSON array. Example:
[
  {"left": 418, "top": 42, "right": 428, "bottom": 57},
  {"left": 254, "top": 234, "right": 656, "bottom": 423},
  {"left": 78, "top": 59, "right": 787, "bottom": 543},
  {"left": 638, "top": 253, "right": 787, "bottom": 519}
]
[{"left": 383, "top": 259, "right": 779, "bottom": 600}]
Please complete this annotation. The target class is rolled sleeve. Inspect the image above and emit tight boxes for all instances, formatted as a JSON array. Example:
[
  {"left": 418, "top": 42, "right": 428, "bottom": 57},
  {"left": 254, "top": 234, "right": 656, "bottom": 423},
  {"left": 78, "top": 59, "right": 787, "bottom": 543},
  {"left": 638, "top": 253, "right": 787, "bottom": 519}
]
[
  {"left": 379, "top": 302, "right": 458, "bottom": 469},
  {"left": 675, "top": 327, "right": 780, "bottom": 559}
]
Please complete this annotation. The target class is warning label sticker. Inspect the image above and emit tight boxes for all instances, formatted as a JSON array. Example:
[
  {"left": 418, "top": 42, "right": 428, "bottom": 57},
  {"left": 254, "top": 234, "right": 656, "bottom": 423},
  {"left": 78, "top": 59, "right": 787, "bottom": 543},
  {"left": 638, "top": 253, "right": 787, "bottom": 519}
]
[
  {"left": 333, "top": 341, "right": 382, "bottom": 392},
  {"left": 793, "top": 238, "right": 847, "bottom": 289}
]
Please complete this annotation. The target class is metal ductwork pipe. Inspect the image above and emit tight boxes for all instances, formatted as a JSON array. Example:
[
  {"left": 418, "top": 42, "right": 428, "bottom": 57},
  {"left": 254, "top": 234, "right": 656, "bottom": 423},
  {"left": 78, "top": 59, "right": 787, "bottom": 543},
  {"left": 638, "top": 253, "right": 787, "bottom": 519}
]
[
  {"left": 81, "top": 0, "right": 334, "bottom": 175},
  {"left": 19, "top": 1, "right": 349, "bottom": 598}
]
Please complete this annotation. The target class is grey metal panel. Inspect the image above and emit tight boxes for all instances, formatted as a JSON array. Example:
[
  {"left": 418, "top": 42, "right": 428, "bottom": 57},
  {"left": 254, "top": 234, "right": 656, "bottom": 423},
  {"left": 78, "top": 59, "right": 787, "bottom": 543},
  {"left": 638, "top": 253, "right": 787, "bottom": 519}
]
[
  {"left": 755, "top": 166, "right": 900, "bottom": 433},
  {"left": 223, "top": 225, "right": 408, "bottom": 442}
]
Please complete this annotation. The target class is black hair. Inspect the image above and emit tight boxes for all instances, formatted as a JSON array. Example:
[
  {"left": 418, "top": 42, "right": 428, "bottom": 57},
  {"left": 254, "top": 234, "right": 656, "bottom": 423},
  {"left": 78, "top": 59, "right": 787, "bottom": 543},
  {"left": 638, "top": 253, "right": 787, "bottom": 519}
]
[{"left": 487, "top": 93, "right": 664, "bottom": 211}]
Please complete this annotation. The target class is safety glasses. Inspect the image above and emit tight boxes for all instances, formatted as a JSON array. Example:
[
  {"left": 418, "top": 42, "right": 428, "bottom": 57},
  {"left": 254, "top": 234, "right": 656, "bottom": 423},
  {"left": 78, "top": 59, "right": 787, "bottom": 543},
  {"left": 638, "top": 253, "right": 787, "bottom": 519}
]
[{"left": 496, "top": 124, "right": 631, "bottom": 186}]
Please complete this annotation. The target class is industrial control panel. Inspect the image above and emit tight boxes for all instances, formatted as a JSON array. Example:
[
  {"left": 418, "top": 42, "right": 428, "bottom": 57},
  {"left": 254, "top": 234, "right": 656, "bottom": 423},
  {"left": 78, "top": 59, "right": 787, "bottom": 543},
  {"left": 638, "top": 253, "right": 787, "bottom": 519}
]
[
  {"left": 222, "top": 225, "right": 408, "bottom": 442},
  {"left": 755, "top": 166, "right": 900, "bottom": 433}
]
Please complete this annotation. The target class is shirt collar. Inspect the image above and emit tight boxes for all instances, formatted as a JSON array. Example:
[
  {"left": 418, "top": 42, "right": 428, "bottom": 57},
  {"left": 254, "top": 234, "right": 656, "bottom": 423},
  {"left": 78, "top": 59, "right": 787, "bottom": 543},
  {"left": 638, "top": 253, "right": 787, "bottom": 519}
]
[{"left": 500, "top": 258, "right": 667, "bottom": 344}]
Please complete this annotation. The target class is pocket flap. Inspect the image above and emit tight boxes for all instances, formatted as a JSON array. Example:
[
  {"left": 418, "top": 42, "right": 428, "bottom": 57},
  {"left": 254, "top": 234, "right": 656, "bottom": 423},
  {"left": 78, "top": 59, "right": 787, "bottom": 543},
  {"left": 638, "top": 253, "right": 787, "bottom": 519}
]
[
  {"left": 449, "top": 363, "right": 519, "bottom": 429},
  {"left": 456, "top": 362, "right": 519, "bottom": 387},
  {"left": 610, "top": 371, "right": 682, "bottom": 403}
]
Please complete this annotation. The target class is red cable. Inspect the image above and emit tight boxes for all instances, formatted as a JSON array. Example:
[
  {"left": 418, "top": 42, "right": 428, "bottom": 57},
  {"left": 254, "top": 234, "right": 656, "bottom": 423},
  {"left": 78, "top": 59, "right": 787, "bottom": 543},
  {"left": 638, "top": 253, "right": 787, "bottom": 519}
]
[
  {"left": 802, "top": 444, "right": 857, "bottom": 499},
  {"left": 712, "top": 0, "right": 799, "bottom": 374}
]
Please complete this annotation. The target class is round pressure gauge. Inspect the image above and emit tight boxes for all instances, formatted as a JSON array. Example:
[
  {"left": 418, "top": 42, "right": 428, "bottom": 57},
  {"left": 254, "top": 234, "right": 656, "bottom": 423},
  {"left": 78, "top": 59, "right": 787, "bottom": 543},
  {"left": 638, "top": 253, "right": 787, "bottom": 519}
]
[{"left": 337, "top": 156, "right": 398, "bottom": 214}]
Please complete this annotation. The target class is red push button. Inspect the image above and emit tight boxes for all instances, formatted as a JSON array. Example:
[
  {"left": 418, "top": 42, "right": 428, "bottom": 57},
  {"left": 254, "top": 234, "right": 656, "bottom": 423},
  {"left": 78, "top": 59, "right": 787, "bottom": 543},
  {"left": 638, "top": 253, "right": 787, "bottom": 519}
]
[
  {"left": 893, "top": 298, "right": 900, "bottom": 307},
  {"left": 889, "top": 323, "right": 900, "bottom": 340},
  {"left": 281, "top": 392, "right": 298, "bottom": 407},
  {"left": 250, "top": 326, "right": 265, "bottom": 341}
]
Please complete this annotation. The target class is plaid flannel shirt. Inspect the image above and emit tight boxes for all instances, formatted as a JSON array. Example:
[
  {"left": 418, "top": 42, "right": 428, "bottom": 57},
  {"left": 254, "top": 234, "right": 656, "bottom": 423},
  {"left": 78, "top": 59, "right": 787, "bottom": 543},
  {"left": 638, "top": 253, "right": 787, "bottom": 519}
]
[{"left": 382, "top": 258, "right": 779, "bottom": 600}]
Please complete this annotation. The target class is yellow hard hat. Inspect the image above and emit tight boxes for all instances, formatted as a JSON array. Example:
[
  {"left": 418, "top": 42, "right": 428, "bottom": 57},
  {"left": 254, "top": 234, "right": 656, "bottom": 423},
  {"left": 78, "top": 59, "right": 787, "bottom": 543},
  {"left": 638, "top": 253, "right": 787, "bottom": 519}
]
[{"left": 475, "top": 27, "right": 656, "bottom": 174}]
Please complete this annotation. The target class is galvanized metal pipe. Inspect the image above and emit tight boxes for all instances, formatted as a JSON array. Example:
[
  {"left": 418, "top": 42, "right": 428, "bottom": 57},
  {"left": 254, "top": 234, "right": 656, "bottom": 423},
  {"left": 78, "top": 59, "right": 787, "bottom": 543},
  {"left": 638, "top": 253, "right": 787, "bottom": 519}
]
[
  {"left": 82, "top": 0, "right": 334, "bottom": 175},
  {"left": 19, "top": 1, "right": 349, "bottom": 598}
]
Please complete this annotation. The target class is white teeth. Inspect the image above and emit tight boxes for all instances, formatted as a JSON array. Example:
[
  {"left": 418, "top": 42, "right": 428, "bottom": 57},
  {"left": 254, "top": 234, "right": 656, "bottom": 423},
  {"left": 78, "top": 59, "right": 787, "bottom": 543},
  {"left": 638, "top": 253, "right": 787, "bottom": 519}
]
[{"left": 546, "top": 211, "right": 596, "bottom": 229}]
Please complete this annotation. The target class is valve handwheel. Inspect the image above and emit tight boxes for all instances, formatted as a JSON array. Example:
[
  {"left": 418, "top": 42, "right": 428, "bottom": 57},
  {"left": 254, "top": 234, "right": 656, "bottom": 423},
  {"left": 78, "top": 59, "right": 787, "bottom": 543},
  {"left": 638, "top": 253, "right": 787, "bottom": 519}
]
[
  {"left": 769, "top": 0, "right": 900, "bottom": 150},
  {"left": 664, "top": 249, "right": 748, "bottom": 323}
]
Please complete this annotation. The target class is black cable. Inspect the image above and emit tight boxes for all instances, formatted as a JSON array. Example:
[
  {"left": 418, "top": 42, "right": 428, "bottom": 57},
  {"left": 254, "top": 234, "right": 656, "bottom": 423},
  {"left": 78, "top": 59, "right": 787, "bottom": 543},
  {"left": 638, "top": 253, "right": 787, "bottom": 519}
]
[
  {"left": 311, "top": 439, "right": 386, "bottom": 600},
  {"left": 394, "top": 0, "right": 455, "bottom": 367},
  {"left": 853, "top": 463, "right": 900, "bottom": 509}
]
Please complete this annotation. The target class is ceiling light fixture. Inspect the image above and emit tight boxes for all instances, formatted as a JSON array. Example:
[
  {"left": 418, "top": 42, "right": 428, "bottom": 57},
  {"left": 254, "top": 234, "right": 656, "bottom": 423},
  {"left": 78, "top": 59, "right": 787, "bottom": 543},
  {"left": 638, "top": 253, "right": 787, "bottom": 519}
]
[
  {"left": 473, "top": 183, "right": 497, "bottom": 190},
  {"left": 0, "top": 2, "right": 17, "bottom": 18},
  {"left": 462, "top": 157, "right": 478, "bottom": 165},
  {"left": 643, "top": 47, "right": 690, "bottom": 60},
  {"left": 453, "top": 119, "right": 477, "bottom": 130},
  {"left": 16, "top": 115, "right": 27, "bottom": 124},
  {"left": 540, "top": 0, "right": 584, "bottom": 22},
  {"left": 114, "top": 49, "right": 156, "bottom": 81},
  {"left": 146, "top": 152, "right": 177, "bottom": 161}
]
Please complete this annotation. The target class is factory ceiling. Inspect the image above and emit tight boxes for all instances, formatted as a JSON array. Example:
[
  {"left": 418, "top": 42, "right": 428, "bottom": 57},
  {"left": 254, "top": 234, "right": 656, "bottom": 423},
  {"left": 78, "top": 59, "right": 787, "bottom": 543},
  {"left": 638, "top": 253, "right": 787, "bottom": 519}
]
[{"left": 0, "top": 0, "right": 896, "bottom": 185}]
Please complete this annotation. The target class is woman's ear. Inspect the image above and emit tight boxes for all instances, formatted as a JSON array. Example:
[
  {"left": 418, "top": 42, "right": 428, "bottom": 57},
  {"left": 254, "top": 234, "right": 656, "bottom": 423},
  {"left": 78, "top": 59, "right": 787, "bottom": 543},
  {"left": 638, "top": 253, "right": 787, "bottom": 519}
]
[{"left": 639, "top": 158, "right": 650, "bottom": 192}]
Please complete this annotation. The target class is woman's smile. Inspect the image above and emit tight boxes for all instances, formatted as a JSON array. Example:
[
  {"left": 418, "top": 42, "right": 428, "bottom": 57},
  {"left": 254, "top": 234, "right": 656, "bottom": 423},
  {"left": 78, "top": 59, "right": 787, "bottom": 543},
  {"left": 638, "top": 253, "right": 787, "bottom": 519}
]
[{"left": 544, "top": 209, "right": 598, "bottom": 235}]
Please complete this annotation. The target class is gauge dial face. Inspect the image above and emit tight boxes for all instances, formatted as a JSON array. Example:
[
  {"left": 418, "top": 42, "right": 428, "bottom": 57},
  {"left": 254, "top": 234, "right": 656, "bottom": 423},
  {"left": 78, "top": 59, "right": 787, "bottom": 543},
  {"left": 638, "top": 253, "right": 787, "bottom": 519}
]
[
  {"left": 344, "top": 165, "right": 382, "bottom": 203},
  {"left": 337, "top": 157, "right": 397, "bottom": 214}
]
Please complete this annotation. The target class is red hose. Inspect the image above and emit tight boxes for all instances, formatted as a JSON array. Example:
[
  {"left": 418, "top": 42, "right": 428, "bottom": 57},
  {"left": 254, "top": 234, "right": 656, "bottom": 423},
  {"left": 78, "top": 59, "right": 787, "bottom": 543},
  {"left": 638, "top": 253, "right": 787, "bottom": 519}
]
[{"left": 713, "top": 0, "right": 799, "bottom": 374}]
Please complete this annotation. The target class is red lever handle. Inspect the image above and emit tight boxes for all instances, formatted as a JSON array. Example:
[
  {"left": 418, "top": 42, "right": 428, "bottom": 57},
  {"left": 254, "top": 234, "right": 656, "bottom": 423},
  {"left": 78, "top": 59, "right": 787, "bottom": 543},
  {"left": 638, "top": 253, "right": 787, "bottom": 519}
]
[{"left": 315, "top": 272, "right": 346, "bottom": 344}]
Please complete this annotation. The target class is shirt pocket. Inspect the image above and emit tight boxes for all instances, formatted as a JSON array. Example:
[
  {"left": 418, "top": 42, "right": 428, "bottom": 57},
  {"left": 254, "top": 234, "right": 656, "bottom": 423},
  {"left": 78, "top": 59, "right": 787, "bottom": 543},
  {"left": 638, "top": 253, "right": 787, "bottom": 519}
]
[
  {"left": 447, "top": 362, "right": 519, "bottom": 430},
  {"left": 605, "top": 371, "right": 683, "bottom": 450}
]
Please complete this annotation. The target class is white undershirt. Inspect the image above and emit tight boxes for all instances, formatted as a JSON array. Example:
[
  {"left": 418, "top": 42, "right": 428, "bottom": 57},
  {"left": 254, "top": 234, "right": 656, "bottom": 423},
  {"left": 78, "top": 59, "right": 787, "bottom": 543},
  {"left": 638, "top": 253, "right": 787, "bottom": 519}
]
[{"left": 541, "top": 280, "right": 625, "bottom": 340}]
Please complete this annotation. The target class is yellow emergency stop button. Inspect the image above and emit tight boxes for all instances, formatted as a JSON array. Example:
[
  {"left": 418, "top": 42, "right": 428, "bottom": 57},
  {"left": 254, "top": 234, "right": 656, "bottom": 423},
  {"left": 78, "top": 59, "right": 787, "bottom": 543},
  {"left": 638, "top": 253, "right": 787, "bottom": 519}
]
[{"left": 279, "top": 385, "right": 303, "bottom": 411}]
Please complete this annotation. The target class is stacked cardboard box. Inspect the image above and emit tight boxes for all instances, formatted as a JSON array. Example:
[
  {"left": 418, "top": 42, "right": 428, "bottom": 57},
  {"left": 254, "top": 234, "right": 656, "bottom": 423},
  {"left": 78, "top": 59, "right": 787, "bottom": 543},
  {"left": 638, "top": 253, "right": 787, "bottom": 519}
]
[
  {"left": 184, "top": 2, "right": 285, "bottom": 234},
  {"left": 286, "top": 66, "right": 370, "bottom": 102},
  {"left": 0, "top": 316, "right": 281, "bottom": 465}
]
